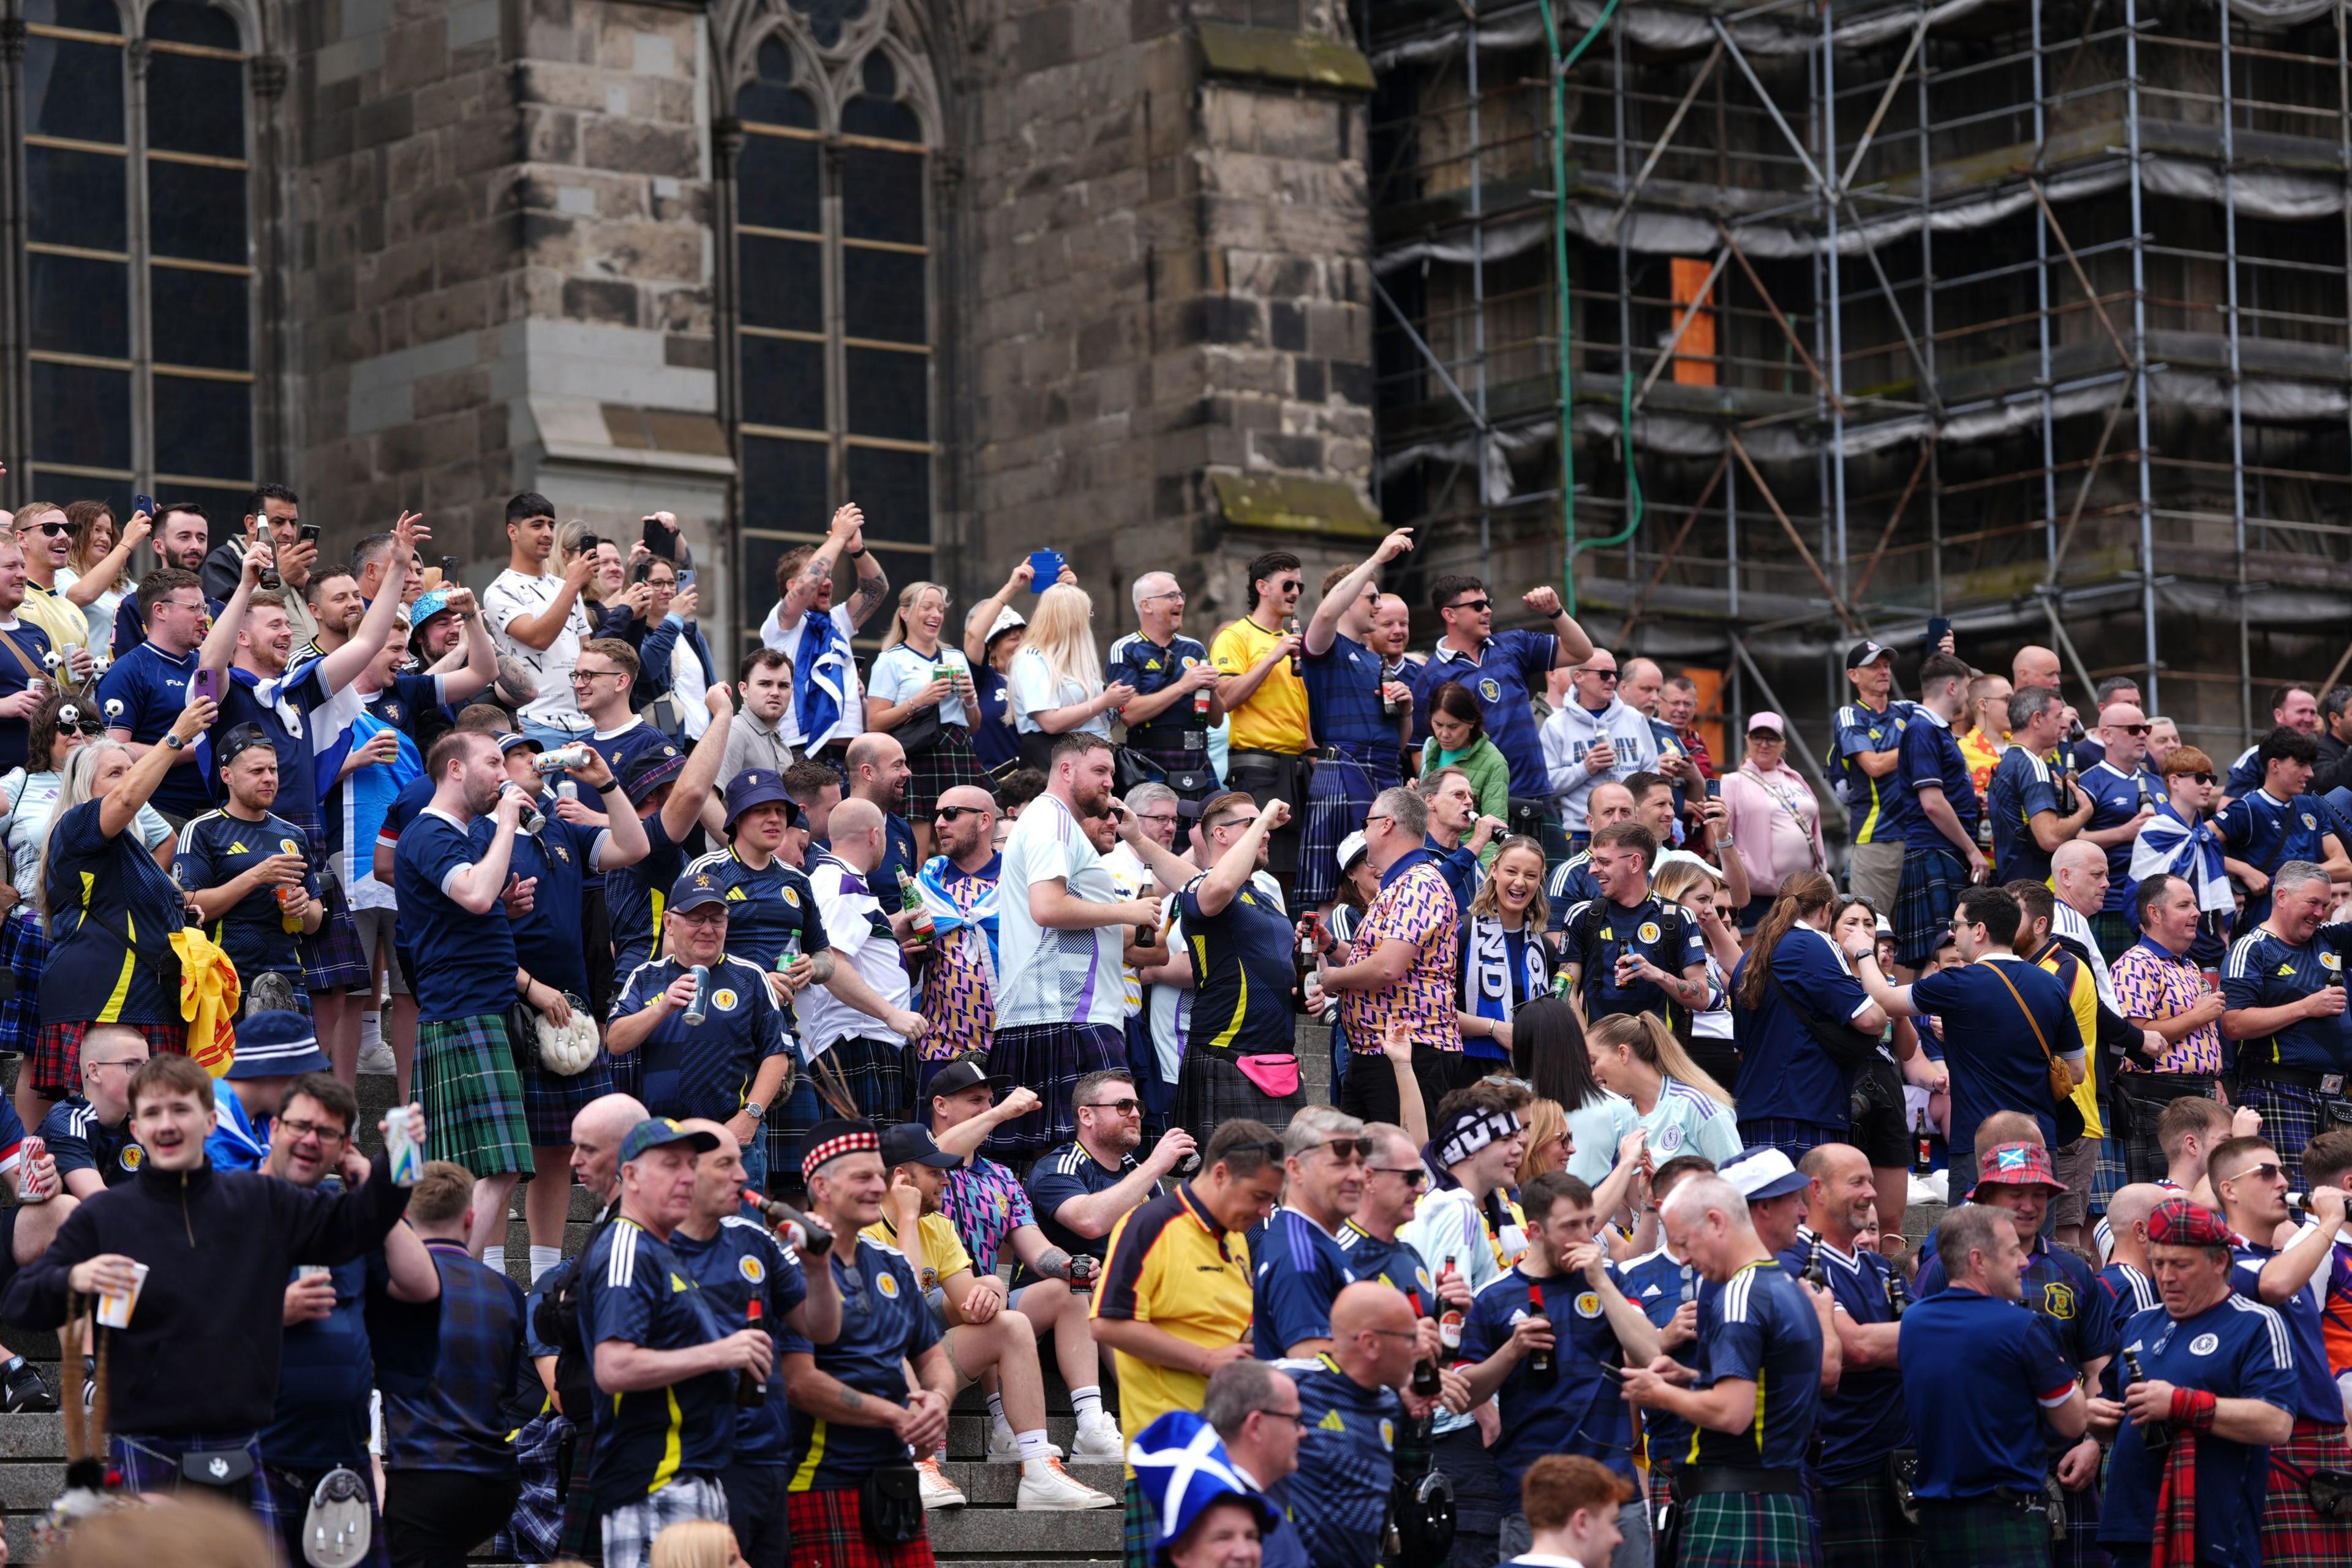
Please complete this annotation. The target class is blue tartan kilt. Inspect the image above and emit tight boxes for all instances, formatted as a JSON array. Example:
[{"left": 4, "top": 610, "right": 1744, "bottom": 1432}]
[
  {"left": 1893, "top": 844, "right": 1967, "bottom": 969},
  {"left": 111, "top": 1430, "right": 280, "bottom": 1539},
  {"left": 0, "top": 908, "right": 48, "bottom": 1057},
  {"left": 1298, "top": 747, "right": 1400, "bottom": 906},
  {"left": 2236, "top": 1076, "right": 2341, "bottom": 1185},
  {"left": 301, "top": 882, "right": 374, "bottom": 994},
  {"left": 514, "top": 1028, "right": 615, "bottom": 1148}
]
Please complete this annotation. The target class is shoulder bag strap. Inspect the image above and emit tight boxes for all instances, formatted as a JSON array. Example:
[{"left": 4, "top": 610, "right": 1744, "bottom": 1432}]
[
  {"left": 0, "top": 625, "right": 45, "bottom": 682},
  {"left": 1985, "top": 961, "right": 2064, "bottom": 1079}
]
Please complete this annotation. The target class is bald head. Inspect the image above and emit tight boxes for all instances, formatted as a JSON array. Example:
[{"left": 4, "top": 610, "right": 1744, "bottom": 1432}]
[
  {"left": 683, "top": 1117, "right": 745, "bottom": 1224},
  {"left": 1332, "top": 1280, "right": 1414, "bottom": 1340},
  {"left": 2013, "top": 646, "right": 2062, "bottom": 692},
  {"left": 829, "top": 797, "right": 886, "bottom": 871},
  {"left": 2052, "top": 840, "right": 2109, "bottom": 917},
  {"left": 2106, "top": 1183, "right": 2165, "bottom": 1246},
  {"left": 1329, "top": 1280, "right": 1418, "bottom": 1387},
  {"left": 2054, "top": 840, "right": 2106, "bottom": 878},
  {"left": 938, "top": 785, "right": 995, "bottom": 816},
  {"left": 570, "top": 1092, "right": 652, "bottom": 1202}
]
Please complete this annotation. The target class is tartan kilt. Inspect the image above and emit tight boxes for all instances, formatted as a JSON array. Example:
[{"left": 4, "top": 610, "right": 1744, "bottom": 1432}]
[
  {"left": 1817, "top": 1471, "right": 1914, "bottom": 1568},
  {"left": 1676, "top": 1491, "right": 1815, "bottom": 1568},
  {"left": 2235, "top": 1077, "right": 2339, "bottom": 1183},
  {"left": 1123, "top": 1476, "right": 1156, "bottom": 1568},
  {"left": 2090, "top": 1135, "right": 2127, "bottom": 1216},
  {"left": 983, "top": 1021, "right": 1125, "bottom": 1160},
  {"left": 417, "top": 1013, "right": 534, "bottom": 1178},
  {"left": 111, "top": 1430, "right": 279, "bottom": 1540},
  {"left": 0, "top": 909, "right": 49, "bottom": 1058},
  {"left": 2054, "top": 1477, "right": 2106, "bottom": 1568},
  {"left": 515, "top": 1030, "right": 615, "bottom": 1147},
  {"left": 1736, "top": 1117, "right": 1847, "bottom": 1163},
  {"left": 2111, "top": 1074, "right": 2219, "bottom": 1186},
  {"left": 301, "top": 883, "right": 373, "bottom": 993},
  {"left": 786, "top": 1485, "right": 937, "bottom": 1568},
  {"left": 1298, "top": 747, "right": 1400, "bottom": 907},
  {"left": 903, "top": 724, "right": 987, "bottom": 823},
  {"left": 2263, "top": 1419, "right": 2352, "bottom": 1568},
  {"left": 1175, "top": 1042, "right": 1305, "bottom": 1136},
  {"left": 1893, "top": 845, "right": 1967, "bottom": 969},
  {"left": 31, "top": 1018, "right": 186, "bottom": 1101},
  {"left": 1915, "top": 1498, "right": 2050, "bottom": 1568}
]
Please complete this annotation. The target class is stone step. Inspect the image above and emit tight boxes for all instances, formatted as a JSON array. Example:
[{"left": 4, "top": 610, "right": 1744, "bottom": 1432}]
[
  {"left": 946, "top": 1412, "right": 1085, "bottom": 1458},
  {"left": 925, "top": 1499, "right": 1125, "bottom": 1555}
]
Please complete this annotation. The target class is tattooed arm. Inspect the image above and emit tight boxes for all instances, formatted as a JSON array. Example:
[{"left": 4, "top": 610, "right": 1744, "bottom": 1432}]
[
  {"left": 843, "top": 514, "right": 892, "bottom": 632},
  {"left": 780, "top": 504, "right": 862, "bottom": 624}
]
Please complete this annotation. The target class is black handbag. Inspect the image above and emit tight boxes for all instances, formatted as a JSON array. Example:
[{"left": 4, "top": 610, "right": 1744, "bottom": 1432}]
[
  {"left": 1766, "top": 965, "right": 1883, "bottom": 1072},
  {"left": 860, "top": 1461, "right": 927, "bottom": 1544},
  {"left": 894, "top": 699, "right": 945, "bottom": 758}
]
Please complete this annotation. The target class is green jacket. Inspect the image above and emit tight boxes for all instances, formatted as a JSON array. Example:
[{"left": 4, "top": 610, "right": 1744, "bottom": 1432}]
[{"left": 1419, "top": 734, "right": 1511, "bottom": 864}]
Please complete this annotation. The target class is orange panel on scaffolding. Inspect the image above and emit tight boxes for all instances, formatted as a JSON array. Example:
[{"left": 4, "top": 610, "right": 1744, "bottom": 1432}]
[{"left": 1669, "top": 257, "right": 1717, "bottom": 386}]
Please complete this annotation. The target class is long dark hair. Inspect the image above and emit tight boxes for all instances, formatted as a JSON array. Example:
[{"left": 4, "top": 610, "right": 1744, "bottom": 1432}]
[
  {"left": 1735, "top": 869, "right": 1839, "bottom": 1010},
  {"left": 1512, "top": 995, "right": 1605, "bottom": 1112},
  {"left": 1430, "top": 680, "right": 1486, "bottom": 741}
]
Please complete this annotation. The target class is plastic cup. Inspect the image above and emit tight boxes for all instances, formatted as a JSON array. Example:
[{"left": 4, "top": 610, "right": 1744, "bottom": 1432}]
[{"left": 96, "top": 1261, "right": 150, "bottom": 1329}]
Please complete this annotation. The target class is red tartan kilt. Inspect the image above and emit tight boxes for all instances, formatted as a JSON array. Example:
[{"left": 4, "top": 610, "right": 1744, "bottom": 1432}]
[
  {"left": 785, "top": 1487, "right": 937, "bottom": 1568},
  {"left": 2261, "top": 1419, "right": 2352, "bottom": 1568}
]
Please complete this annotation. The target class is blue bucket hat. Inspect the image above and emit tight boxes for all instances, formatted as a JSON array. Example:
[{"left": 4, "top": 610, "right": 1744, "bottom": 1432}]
[{"left": 227, "top": 1011, "right": 333, "bottom": 1081}]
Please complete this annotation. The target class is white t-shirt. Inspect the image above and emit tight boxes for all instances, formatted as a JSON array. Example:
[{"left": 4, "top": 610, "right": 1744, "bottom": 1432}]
[
  {"left": 484, "top": 569, "right": 594, "bottom": 734},
  {"left": 760, "top": 601, "right": 865, "bottom": 748},
  {"left": 995, "top": 794, "right": 1128, "bottom": 1030},
  {"left": 1008, "top": 647, "right": 1108, "bottom": 737},
  {"left": 870, "top": 644, "right": 974, "bottom": 729},
  {"left": 795, "top": 853, "right": 911, "bottom": 1054}
]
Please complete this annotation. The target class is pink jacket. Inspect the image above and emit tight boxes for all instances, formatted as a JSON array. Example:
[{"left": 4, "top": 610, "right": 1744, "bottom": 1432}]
[{"left": 1721, "top": 760, "right": 1825, "bottom": 897}]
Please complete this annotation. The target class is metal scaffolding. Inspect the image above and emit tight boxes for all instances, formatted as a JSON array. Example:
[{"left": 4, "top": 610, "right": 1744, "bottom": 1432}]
[{"left": 1366, "top": 0, "right": 2352, "bottom": 765}]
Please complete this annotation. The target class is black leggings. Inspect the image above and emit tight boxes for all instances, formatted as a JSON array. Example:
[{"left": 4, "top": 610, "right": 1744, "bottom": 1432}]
[{"left": 382, "top": 1467, "right": 522, "bottom": 1568}]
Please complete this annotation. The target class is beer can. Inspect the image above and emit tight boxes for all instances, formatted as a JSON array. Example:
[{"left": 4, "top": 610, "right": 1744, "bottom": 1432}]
[{"left": 684, "top": 964, "right": 712, "bottom": 1025}]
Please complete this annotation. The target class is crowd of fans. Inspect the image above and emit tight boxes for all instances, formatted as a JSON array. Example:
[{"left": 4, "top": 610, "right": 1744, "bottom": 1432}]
[{"left": 0, "top": 490, "right": 2345, "bottom": 1568}]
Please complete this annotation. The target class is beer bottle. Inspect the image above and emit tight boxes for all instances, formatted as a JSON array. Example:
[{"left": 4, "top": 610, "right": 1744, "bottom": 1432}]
[
  {"left": 1885, "top": 1266, "right": 1909, "bottom": 1322},
  {"left": 1801, "top": 1234, "right": 1827, "bottom": 1288},
  {"left": 1911, "top": 1110, "right": 1935, "bottom": 1175},
  {"left": 1408, "top": 1291, "right": 1441, "bottom": 1396},
  {"left": 897, "top": 871, "right": 934, "bottom": 944},
  {"left": 1523, "top": 1283, "right": 1555, "bottom": 1382},
  {"left": 2125, "top": 1348, "right": 2168, "bottom": 1453},
  {"left": 1438, "top": 1257, "right": 1465, "bottom": 1353},
  {"left": 737, "top": 1298, "right": 768, "bottom": 1406}
]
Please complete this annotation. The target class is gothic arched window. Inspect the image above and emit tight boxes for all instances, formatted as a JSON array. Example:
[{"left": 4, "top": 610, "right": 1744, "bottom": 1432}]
[
  {"left": 729, "top": 26, "right": 937, "bottom": 630},
  {"left": 18, "top": 0, "right": 256, "bottom": 520}
]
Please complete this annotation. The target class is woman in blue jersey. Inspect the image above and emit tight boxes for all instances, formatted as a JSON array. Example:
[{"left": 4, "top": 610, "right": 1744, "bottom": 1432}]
[
  {"left": 1455, "top": 836, "right": 1557, "bottom": 1059},
  {"left": 29, "top": 691, "right": 213, "bottom": 1114}
]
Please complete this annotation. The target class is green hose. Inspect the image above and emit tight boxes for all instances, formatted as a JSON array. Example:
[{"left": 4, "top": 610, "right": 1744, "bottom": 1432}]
[{"left": 1534, "top": 0, "right": 1626, "bottom": 613}]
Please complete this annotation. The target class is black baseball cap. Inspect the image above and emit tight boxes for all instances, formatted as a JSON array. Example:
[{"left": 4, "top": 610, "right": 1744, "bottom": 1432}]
[
  {"left": 880, "top": 1122, "right": 962, "bottom": 1170},
  {"left": 925, "top": 1053, "right": 1005, "bottom": 1101},
  {"left": 1845, "top": 640, "right": 1893, "bottom": 669}
]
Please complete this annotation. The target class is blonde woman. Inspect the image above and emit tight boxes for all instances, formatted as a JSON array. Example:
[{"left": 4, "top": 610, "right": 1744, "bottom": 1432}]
[
  {"left": 868, "top": 581, "right": 987, "bottom": 848},
  {"left": 1456, "top": 835, "right": 1556, "bottom": 1058},
  {"left": 60, "top": 499, "right": 149, "bottom": 645},
  {"left": 1586, "top": 1011, "right": 1740, "bottom": 1164},
  {"left": 1007, "top": 582, "right": 1128, "bottom": 772},
  {"left": 1653, "top": 858, "right": 1740, "bottom": 1079},
  {"left": 649, "top": 1519, "right": 748, "bottom": 1568},
  {"left": 1516, "top": 1096, "right": 1574, "bottom": 1186}
]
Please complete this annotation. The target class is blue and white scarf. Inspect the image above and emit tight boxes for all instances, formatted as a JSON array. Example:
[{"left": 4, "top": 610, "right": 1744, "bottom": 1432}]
[
  {"left": 1460, "top": 916, "right": 1548, "bottom": 1060},
  {"left": 2130, "top": 802, "right": 2232, "bottom": 916},
  {"left": 792, "top": 608, "right": 852, "bottom": 751},
  {"left": 915, "top": 853, "right": 1002, "bottom": 976}
]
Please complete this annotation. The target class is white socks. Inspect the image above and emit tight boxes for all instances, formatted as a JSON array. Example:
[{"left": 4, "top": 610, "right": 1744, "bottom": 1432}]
[
  {"left": 1071, "top": 1385, "right": 1104, "bottom": 1423},
  {"left": 482, "top": 1245, "right": 506, "bottom": 1278},
  {"left": 987, "top": 1392, "right": 1007, "bottom": 1429},
  {"left": 529, "top": 1246, "right": 562, "bottom": 1284},
  {"left": 1016, "top": 1430, "right": 1055, "bottom": 1463}
]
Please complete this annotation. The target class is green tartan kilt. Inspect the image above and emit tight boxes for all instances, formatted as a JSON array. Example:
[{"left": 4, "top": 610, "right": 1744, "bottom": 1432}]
[
  {"left": 1819, "top": 1470, "right": 1917, "bottom": 1568},
  {"left": 1917, "top": 1497, "right": 2052, "bottom": 1568},
  {"left": 417, "top": 1012, "right": 535, "bottom": 1178},
  {"left": 1677, "top": 1491, "right": 1816, "bottom": 1568}
]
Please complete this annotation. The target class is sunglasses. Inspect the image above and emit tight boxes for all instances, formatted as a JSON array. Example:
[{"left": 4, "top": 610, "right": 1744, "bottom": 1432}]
[
  {"left": 934, "top": 805, "right": 985, "bottom": 821},
  {"left": 1446, "top": 598, "right": 1493, "bottom": 614},
  {"left": 2115, "top": 723, "right": 2152, "bottom": 736},
  {"left": 1371, "top": 1164, "right": 1428, "bottom": 1186},
  {"left": 1580, "top": 668, "right": 1621, "bottom": 682},
  {"left": 1084, "top": 1098, "right": 1142, "bottom": 1115},
  {"left": 1315, "top": 1137, "right": 1376, "bottom": 1162},
  {"left": 23, "top": 521, "right": 69, "bottom": 538},
  {"left": 2184, "top": 772, "right": 2217, "bottom": 786},
  {"left": 2220, "top": 1161, "right": 2283, "bottom": 1186}
]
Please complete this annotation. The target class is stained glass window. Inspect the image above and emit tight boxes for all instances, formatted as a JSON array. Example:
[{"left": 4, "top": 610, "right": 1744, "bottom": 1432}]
[
  {"left": 18, "top": 0, "right": 254, "bottom": 519},
  {"left": 732, "top": 34, "right": 935, "bottom": 631}
]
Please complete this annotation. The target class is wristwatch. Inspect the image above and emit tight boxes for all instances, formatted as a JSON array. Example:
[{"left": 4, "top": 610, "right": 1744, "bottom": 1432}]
[
  {"left": 162, "top": 733, "right": 186, "bottom": 751},
  {"left": 744, "top": 1100, "right": 767, "bottom": 1122}
]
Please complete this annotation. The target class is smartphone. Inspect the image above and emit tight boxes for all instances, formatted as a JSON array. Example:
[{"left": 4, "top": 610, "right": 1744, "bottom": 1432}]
[
  {"left": 190, "top": 668, "right": 221, "bottom": 704},
  {"left": 300, "top": 522, "right": 322, "bottom": 545},
  {"left": 440, "top": 554, "right": 459, "bottom": 579},
  {"left": 632, "top": 560, "right": 653, "bottom": 584},
  {"left": 1705, "top": 778, "right": 1722, "bottom": 801},
  {"left": 578, "top": 532, "right": 600, "bottom": 553},
  {"left": 641, "top": 516, "right": 674, "bottom": 559},
  {"left": 134, "top": 493, "right": 154, "bottom": 519},
  {"left": 1027, "top": 548, "right": 1064, "bottom": 592}
]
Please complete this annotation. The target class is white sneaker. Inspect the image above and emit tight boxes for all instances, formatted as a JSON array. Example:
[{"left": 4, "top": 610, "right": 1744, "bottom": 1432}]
[
  {"left": 1070, "top": 1412, "right": 1125, "bottom": 1460},
  {"left": 356, "top": 1019, "right": 394, "bottom": 1076},
  {"left": 988, "top": 1423, "right": 1061, "bottom": 1462},
  {"left": 916, "top": 1456, "right": 966, "bottom": 1510},
  {"left": 1017, "top": 1457, "right": 1117, "bottom": 1510}
]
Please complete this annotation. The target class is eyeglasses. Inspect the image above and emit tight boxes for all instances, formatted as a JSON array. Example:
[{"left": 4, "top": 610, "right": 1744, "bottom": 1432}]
[
  {"left": 569, "top": 669, "right": 624, "bottom": 685},
  {"left": 1084, "top": 1098, "right": 1142, "bottom": 1115},
  {"left": 1142, "top": 589, "right": 1185, "bottom": 603},
  {"left": 934, "top": 805, "right": 986, "bottom": 821},
  {"left": 675, "top": 908, "right": 728, "bottom": 927},
  {"left": 85, "top": 1058, "right": 142, "bottom": 1073},
  {"left": 1446, "top": 598, "right": 1492, "bottom": 614},
  {"left": 1371, "top": 1164, "right": 1429, "bottom": 1187},
  {"left": 2219, "top": 1160, "right": 2283, "bottom": 1186},
  {"left": 1251, "top": 1408, "right": 1306, "bottom": 1427},
  {"left": 1364, "top": 812, "right": 1396, "bottom": 831},
  {"left": 278, "top": 1116, "right": 350, "bottom": 1144},
  {"left": 1365, "top": 1327, "right": 1420, "bottom": 1343},
  {"left": 1314, "top": 1137, "right": 1376, "bottom": 1163},
  {"left": 1138, "top": 812, "right": 1179, "bottom": 827}
]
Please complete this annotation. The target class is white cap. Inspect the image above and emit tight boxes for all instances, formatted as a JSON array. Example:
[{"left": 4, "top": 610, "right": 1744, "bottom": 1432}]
[
  {"left": 986, "top": 605, "right": 1027, "bottom": 645},
  {"left": 1336, "top": 831, "right": 1370, "bottom": 873},
  {"left": 1722, "top": 1145, "right": 1811, "bottom": 1202}
]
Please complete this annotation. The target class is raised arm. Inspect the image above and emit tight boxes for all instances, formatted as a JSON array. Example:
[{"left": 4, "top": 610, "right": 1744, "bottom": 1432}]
[
  {"left": 1192, "top": 802, "right": 1289, "bottom": 918},
  {"left": 965, "top": 560, "right": 1035, "bottom": 666},
  {"left": 1305, "top": 529, "right": 1413, "bottom": 657},
  {"left": 65, "top": 512, "right": 151, "bottom": 608},
  {"left": 100, "top": 696, "right": 214, "bottom": 838},
  {"left": 659, "top": 685, "right": 737, "bottom": 845},
  {"left": 198, "top": 546, "right": 269, "bottom": 674},
  {"left": 842, "top": 518, "right": 892, "bottom": 632},
  {"left": 1521, "top": 585, "right": 1596, "bottom": 666},
  {"left": 783, "top": 507, "right": 862, "bottom": 625},
  {"left": 319, "top": 512, "right": 426, "bottom": 693},
  {"left": 499, "top": 549, "right": 598, "bottom": 653}
]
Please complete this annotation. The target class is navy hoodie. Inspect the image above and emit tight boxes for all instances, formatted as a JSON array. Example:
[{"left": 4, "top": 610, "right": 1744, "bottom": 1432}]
[{"left": 1, "top": 1150, "right": 410, "bottom": 1437}]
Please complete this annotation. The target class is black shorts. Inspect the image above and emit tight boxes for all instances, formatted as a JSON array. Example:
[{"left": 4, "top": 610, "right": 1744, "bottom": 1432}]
[{"left": 1847, "top": 1057, "right": 1910, "bottom": 1169}]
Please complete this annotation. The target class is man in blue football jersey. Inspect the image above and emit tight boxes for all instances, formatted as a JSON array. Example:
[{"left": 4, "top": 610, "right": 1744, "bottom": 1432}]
[{"left": 2220, "top": 860, "right": 2352, "bottom": 1178}]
